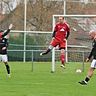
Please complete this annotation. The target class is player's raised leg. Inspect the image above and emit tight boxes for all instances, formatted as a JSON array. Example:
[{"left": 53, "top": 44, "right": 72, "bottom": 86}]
[
  {"left": 40, "top": 45, "right": 54, "bottom": 56},
  {"left": 40, "top": 38, "right": 57, "bottom": 56}
]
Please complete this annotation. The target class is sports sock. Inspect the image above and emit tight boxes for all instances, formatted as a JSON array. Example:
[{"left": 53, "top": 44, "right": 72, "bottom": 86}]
[
  {"left": 42, "top": 49, "right": 51, "bottom": 55},
  {"left": 60, "top": 54, "right": 65, "bottom": 65},
  {"left": 84, "top": 76, "right": 90, "bottom": 83},
  {"left": 5, "top": 64, "right": 10, "bottom": 74}
]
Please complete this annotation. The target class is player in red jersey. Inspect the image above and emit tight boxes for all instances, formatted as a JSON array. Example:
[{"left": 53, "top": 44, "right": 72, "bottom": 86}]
[{"left": 40, "top": 16, "right": 70, "bottom": 68}]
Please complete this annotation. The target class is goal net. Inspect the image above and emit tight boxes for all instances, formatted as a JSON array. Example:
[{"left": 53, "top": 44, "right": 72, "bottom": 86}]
[
  {"left": 52, "top": 14, "right": 96, "bottom": 72},
  {"left": 8, "top": 14, "right": 96, "bottom": 72}
]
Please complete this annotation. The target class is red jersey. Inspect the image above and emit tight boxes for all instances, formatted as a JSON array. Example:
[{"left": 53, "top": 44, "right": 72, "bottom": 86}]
[
  {"left": 0, "top": 33, "right": 2, "bottom": 39},
  {"left": 54, "top": 22, "right": 70, "bottom": 41}
]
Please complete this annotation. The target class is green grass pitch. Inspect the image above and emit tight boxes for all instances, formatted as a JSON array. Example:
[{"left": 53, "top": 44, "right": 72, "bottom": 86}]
[{"left": 0, "top": 62, "right": 96, "bottom": 96}]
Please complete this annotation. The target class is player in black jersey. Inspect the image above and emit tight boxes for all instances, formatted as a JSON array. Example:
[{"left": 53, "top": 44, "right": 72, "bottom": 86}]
[
  {"left": 0, "top": 24, "right": 13, "bottom": 78},
  {"left": 79, "top": 30, "right": 96, "bottom": 85}
]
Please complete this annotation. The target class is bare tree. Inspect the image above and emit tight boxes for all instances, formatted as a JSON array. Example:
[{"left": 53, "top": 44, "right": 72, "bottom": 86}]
[{"left": 26, "top": 0, "right": 64, "bottom": 31}]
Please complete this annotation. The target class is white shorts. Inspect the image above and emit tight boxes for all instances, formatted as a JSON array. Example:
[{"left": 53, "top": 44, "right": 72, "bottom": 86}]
[
  {"left": 0, "top": 54, "right": 8, "bottom": 62},
  {"left": 91, "top": 59, "right": 96, "bottom": 68}
]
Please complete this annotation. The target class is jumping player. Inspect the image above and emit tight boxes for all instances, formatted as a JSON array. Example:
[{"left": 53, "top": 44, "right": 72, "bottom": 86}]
[
  {"left": 79, "top": 30, "right": 96, "bottom": 85},
  {"left": 40, "top": 16, "right": 70, "bottom": 68},
  {"left": 0, "top": 24, "right": 13, "bottom": 77}
]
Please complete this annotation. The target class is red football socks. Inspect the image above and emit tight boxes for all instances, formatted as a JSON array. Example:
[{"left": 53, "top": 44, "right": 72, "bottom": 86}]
[{"left": 60, "top": 54, "right": 65, "bottom": 65}]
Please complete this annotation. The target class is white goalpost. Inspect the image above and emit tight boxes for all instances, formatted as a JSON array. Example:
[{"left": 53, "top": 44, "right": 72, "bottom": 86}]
[{"left": 51, "top": 14, "right": 96, "bottom": 72}]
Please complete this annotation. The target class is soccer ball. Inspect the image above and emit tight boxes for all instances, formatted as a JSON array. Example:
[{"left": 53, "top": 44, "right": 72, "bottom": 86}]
[{"left": 76, "top": 69, "right": 82, "bottom": 73}]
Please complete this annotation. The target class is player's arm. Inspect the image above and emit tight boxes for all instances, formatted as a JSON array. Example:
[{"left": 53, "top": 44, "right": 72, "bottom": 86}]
[
  {"left": 52, "top": 30, "right": 56, "bottom": 40},
  {"left": 65, "top": 23, "right": 70, "bottom": 40},
  {"left": 65, "top": 31, "right": 70, "bottom": 40},
  {"left": 52, "top": 24, "right": 57, "bottom": 40},
  {"left": 2, "top": 39, "right": 8, "bottom": 50},
  {"left": 86, "top": 47, "right": 94, "bottom": 62},
  {"left": 2, "top": 46, "right": 7, "bottom": 50},
  {"left": 2, "top": 24, "right": 13, "bottom": 37}
]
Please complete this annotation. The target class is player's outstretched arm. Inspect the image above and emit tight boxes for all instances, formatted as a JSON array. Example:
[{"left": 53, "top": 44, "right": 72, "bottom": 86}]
[
  {"left": 8, "top": 24, "right": 13, "bottom": 30},
  {"left": 2, "top": 24, "right": 13, "bottom": 37}
]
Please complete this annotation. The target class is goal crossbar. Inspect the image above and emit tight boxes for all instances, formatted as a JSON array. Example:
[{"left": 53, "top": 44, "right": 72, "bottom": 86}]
[
  {"left": 10, "top": 30, "right": 52, "bottom": 34},
  {"left": 53, "top": 14, "right": 96, "bottom": 18}
]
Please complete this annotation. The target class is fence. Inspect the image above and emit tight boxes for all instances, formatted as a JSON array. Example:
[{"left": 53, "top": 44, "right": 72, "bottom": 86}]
[
  {"left": 7, "top": 50, "right": 90, "bottom": 72},
  {"left": 8, "top": 50, "right": 89, "bottom": 62}
]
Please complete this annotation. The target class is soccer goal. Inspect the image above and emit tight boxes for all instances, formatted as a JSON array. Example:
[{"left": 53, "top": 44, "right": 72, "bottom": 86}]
[{"left": 51, "top": 14, "right": 96, "bottom": 72}]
